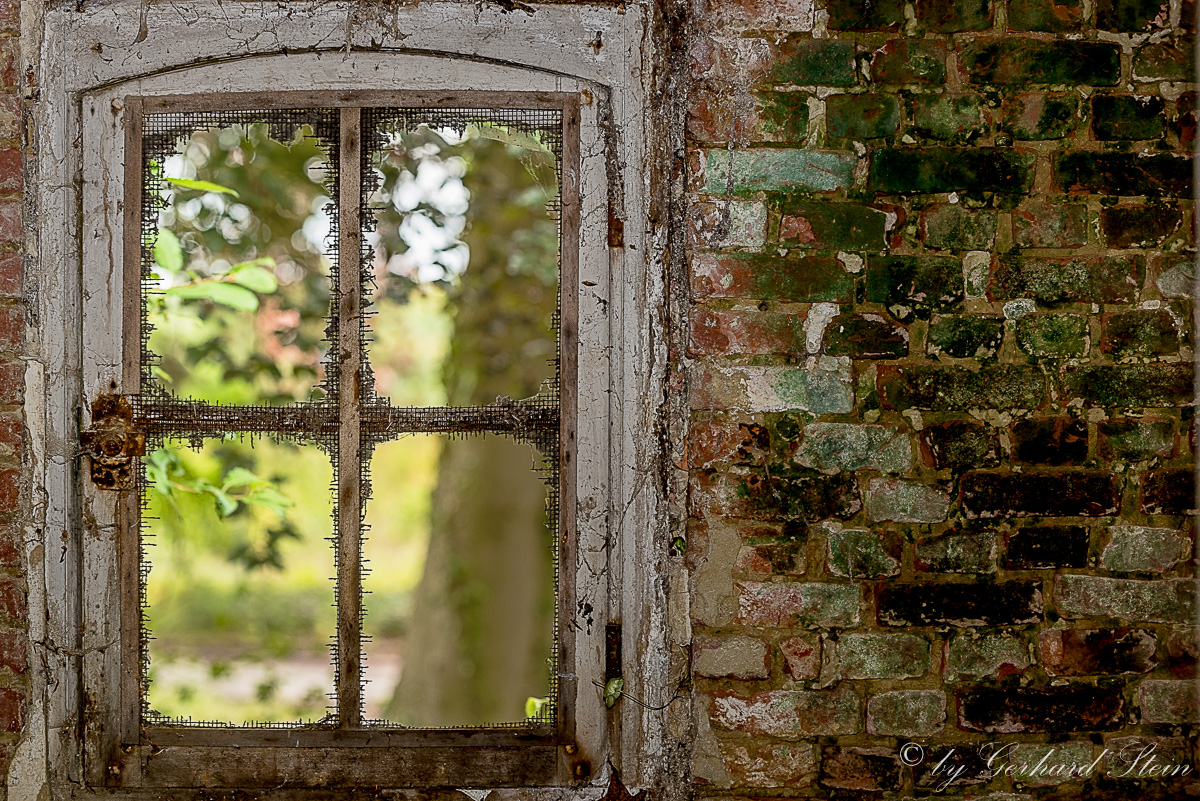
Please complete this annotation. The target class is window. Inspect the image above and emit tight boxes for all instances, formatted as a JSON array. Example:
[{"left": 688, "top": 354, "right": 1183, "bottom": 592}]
[{"left": 32, "top": 3, "right": 659, "bottom": 794}]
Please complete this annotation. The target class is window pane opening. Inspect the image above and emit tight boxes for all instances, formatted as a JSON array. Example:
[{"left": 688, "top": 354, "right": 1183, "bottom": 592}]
[
  {"left": 142, "top": 117, "right": 338, "bottom": 406},
  {"left": 363, "top": 114, "right": 561, "bottom": 408},
  {"left": 362, "top": 433, "right": 556, "bottom": 727},
  {"left": 141, "top": 435, "right": 336, "bottom": 725}
]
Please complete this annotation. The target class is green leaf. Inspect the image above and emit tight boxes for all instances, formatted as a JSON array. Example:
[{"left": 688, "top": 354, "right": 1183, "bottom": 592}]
[
  {"left": 228, "top": 265, "right": 278, "bottom": 294},
  {"left": 153, "top": 229, "right": 184, "bottom": 273},
  {"left": 164, "top": 177, "right": 241, "bottom": 197},
  {"left": 221, "top": 467, "right": 261, "bottom": 490},
  {"left": 524, "top": 696, "right": 549, "bottom": 719},
  {"left": 168, "top": 281, "right": 259, "bottom": 311},
  {"left": 604, "top": 677, "right": 623, "bottom": 709},
  {"left": 670, "top": 536, "right": 686, "bottom": 555},
  {"left": 209, "top": 487, "right": 238, "bottom": 518}
]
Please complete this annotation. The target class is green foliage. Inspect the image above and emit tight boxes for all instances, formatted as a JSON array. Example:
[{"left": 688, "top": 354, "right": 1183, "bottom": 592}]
[{"left": 524, "top": 696, "right": 549, "bottom": 719}]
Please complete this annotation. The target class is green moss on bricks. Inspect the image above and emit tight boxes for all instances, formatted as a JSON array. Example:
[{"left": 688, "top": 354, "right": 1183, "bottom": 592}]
[
  {"left": 826, "top": 529, "right": 901, "bottom": 578},
  {"left": 871, "top": 41, "right": 947, "bottom": 84},
  {"left": 921, "top": 204, "right": 997, "bottom": 249},
  {"left": 1015, "top": 313, "right": 1089, "bottom": 358},
  {"left": 757, "top": 92, "right": 811, "bottom": 141},
  {"left": 1007, "top": 0, "right": 1082, "bottom": 30},
  {"left": 769, "top": 37, "right": 857, "bottom": 86},
  {"left": 1096, "top": 0, "right": 1170, "bottom": 31},
  {"left": 916, "top": 0, "right": 993, "bottom": 31},
  {"left": 1101, "top": 309, "right": 1179, "bottom": 357},
  {"left": 927, "top": 315, "right": 1005, "bottom": 360},
  {"left": 991, "top": 256, "right": 1141, "bottom": 305},
  {"left": 868, "top": 148, "right": 1034, "bottom": 194},
  {"left": 865, "top": 256, "right": 964, "bottom": 322},
  {"left": 1134, "top": 44, "right": 1195, "bottom": 82},
  {"left": 1001, "top": 93, "right": 1079, "bottom": 140},
  {"left": 827, "top": 0, "right": 904, "bottom": 29},
  {"left": 706, "top": 149, "right": 856, "bottom": 193},
  {"left": 878, "top": 365, "right": 1046, "bottom": 411},
  {"left": 1061, "top": 364, "right": 1194, "bottom": 407},
  {"left": 913, "top": 95, "right": 987, "bottom": 141},
  {"left": 826, "top": 95, "right": 901, "bottom": 139},
  {"left": 962, "top": 39, "right": 1121, "bottom": 86},
  {"left": 778, "top": 201, "right": 888, "bottom": 249},
  {"left": 1091, "top": 95, "right": 1166, "bottom": 140},
  {"left": 1098, "top": 418, "right": 1175, "bottom": 461}
]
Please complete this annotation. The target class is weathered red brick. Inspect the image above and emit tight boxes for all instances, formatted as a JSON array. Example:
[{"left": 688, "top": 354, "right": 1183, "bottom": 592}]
[
  {"left": 693, "top": 635, "right": 770, "bottom": 680},
  {"left": 1004, "top": 525, "right": 1090, "bottom": 569},
  {"left": 690, "top": 252, "right": 852, "bottom": 302},
  {"left": 0, "top": 524, "right": 18, "bottom": 568},
  {"left": 1137, "top": 680, "right": 1199, "bottom": 724},
  {"left": 1166, "top": 629, "right": 1197, "bottom": 678},
  {"left": 820, "top": 747, "right": 901, "bottom": 791},
  {"left": 0, "top": 468, "right": 17, "bottom": 511},
  {"left": 0, "top": 200, "right": 20, "bottom": 244},
  {"left": 1040, "top": 629, "right": 1157, "bottom": 675},
  {"left": 0, "top": 305, "right": 22, "bottom": 352},
  {"left": 0, "top": 686, "right": 22, "bottom": 732},
  {"left": 687, "top": 419, "right": 767, "bottom": 470},
  {"left": 0, "top": 150, "right": 19, "bottom": 193},
  {"left": 1141, "top": 468, "right": 1196, "bottom": 515},
  {"left": 718, "top": 741, "right": 818, "bottom": 788},
  {"left": 877, "top": 581, "right": 1042, "bottom": 626},
  {"left": 779, "top": 634, "right": 820, "bottom": 679},
  {"left": 0, "top": 627, "right": 23, "bottom": 674},
  {"left": 0, "top": 253, "right": 19, "bottom": 298},
  {"left": 957, "top": 686, "right": 1125, "bottom": 732},
  {"left": 709, "top": 688, "right": 862, "bottom": 736},
  {"left": 960, "top": 470, "right": 1121, "bottom": 518},
  {"left": 689, "top": 308, "right": 804, "bottom": 356},
  {"left": 737, "top": 581, "right": 860, "bottom": 628}
]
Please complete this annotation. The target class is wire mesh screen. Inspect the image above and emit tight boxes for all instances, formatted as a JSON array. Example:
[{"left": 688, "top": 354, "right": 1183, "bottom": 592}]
[
  {"left": 359, "top": 107, "right": 562, "bottom": 728},
  {"left": 133, "top": 103, "right": 563, "bottom": 730}
]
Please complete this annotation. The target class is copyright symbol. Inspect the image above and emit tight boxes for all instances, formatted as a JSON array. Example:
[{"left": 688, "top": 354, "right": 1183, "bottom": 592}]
[{"left": 900, "top": 742, "right": 925, "bottom": 767}]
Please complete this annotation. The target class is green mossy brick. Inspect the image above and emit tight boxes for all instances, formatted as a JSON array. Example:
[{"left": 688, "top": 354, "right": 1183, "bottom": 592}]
[
  {"left": 945, "top": 634, "right": 1030, "bottom": 680},
  {"left": 1091, "top": 95, "right": 1166, "bottom": 140},
  {"left": 1098, "top": 418, "right": 1176, "bottom": 460},
  {"left": 913, "top": 94, "right": 987, "bottom": 141},
  {"left": 991, "top": 256, "right": 1142, "bottom": 304},
  {"left": 916, "top": 0, "right": 993, "bottom": 31},
  {"left": 826, "top": 529, "right": 901, "bottom": 578},
  {"left": 1100, "top": 204, "right": 1182, "bottom": 248},
  {"left": 778, "top": 201, "right": 889, "bottom": 249},
  {"left": 825, "top": 94, "right": 901, "bottom": 139},
  {"left": 1096, "top": 0, "right": 1170, "bottom": 31},
  {"left": 1053, "top": 152, "right": 1192, "bottom": 197},
  {"left": 920, "top": 422, "right": 1001, "bottom": 472},
  {"left": 1001, "top": 93, "right": 1079, "bottom": 140},
  {"left": 962, "top": 39, "right": 1121, "bottom": 86},
  {"left": 865, "top": 256, "right": 964, "bottom": 322},
  {"left": 823, "top": 313, "right": 910, "bottom": 358},
  {"left": 1014, "top": 312, "right": 1089, "bottom": 358},
  {"left": 1012, "top": 201, "right": 1088, "bottom": 247},
  {"left": 834, "top": 633, "right": 929, "bottom": 678},
  {"left": 1101, "top": 309, "right": 1179, "bottom": 357},
  {"left": 827, "top": 0, "right": 904, "bottom": 29},
  {"left": 1060, "top": 364, "right": 1195, "bottom": 407},
  {"left": 770, "top": 37, "right": 857, "bottom": 86},
  {"left": 868, "top": 147, "right": 1034, "bottom": 194},
  {"left": 870, "top": 40, "right": 947, "bottom": 84},
  {"left": 927, "top": 315, "right": 1005, "bottom": 359},
  {"left": 758, "top": 92, "right": 811, "bottom": 142},
  {"left": 914, "top": 528, "right": 998, "bottom": 572},
  {"left": 796, "top": 422, "right": 912, "bottom": 474},
  {"left": 706, "top": 149, "right": 857, "bottom": 193},
  {"left": 921, "top": 204, "right": 997, "bottom": 249},
  {"left": 1156, "top": 256, "right": 1194, "bottom": 299},
  {"left": 1007, "top": 0, "right": 1082, "bottom": 30},
  {"left": 877, "top": 365, "right": 1046, "bottom": 411},
  {"left": 1133, "top": 44, "right": 1196, "bottom": 82}
]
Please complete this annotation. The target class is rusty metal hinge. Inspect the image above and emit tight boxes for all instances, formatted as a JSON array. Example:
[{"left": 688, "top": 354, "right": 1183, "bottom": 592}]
[{"left": 80, "top": 394, "right": 145, "bottom": 490}]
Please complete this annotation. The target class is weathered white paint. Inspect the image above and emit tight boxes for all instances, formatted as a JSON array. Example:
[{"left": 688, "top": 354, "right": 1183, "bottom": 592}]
[{"left": 22, "top": 0, "right": 669, "bottom": 797}]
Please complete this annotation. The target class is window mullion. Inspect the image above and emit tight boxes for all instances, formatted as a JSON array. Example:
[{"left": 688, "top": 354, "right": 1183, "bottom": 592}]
[{"left": 336, "top": 105, "right": 364, "bottom": 728}]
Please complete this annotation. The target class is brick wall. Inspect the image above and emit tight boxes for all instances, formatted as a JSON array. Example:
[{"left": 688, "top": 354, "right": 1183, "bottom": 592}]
[
  {"left": 0, "top": 0, "right": 22, "bottom": 785},
  {"left": 685, "top": 0, "right": 1197, "bottom": 794}
]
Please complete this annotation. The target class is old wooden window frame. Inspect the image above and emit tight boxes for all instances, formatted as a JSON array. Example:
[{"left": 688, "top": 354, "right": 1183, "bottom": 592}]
[
  {"left": 93, "top": 89, "right": 580, "bottom": 788},
  {"left": 29, "top": 2, "right": 661, "bottom": 796}
]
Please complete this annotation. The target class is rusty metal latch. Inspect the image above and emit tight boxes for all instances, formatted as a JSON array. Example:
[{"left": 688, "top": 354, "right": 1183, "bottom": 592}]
[{"left": 80, "top": 394, "right": 145, "bottom": 490}]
